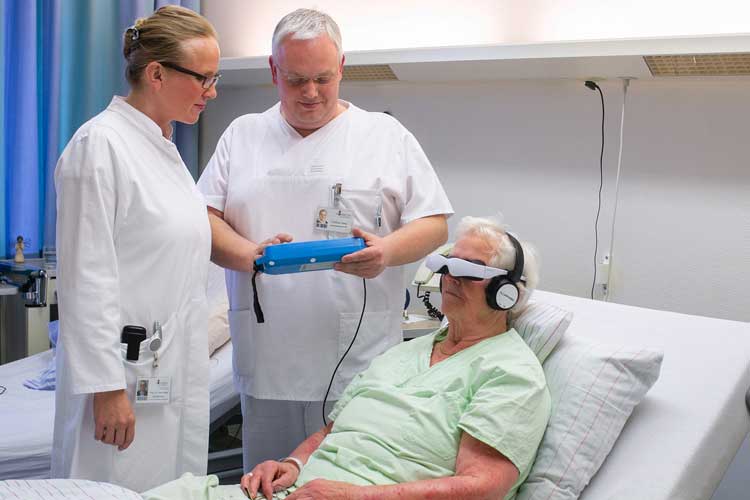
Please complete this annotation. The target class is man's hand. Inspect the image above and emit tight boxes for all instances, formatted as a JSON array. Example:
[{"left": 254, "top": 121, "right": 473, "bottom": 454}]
[
  {"left": 335, "top": 228, "right": 389, "bottom": 279},
  {"left": 93, "top": 389, "right": 135, "bottom": 451},
  {"left": 241, "top": 460, "right": 300, "bottom": 499}
]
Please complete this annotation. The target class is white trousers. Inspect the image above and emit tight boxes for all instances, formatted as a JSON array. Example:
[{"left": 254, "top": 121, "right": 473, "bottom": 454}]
[{"left": 240, "top": 395, "right": 336, "bottom": 472}]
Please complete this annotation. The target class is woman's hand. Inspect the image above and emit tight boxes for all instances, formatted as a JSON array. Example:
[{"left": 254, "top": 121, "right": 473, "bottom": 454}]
[
  {"left": 93, "top": 389, "right": 135, "bottom": 451},
  {"left": 252, "top": 233, "right": 294, "bottom": 266},
  {"left": 241, "top": 460, "right": 299, "bottom": 499},
  {"left": 286, "top": 479, "right": 357, "bottom": 500}
]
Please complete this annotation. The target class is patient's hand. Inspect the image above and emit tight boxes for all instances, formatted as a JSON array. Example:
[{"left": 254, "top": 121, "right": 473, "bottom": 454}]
[
  {"left": 241, "top": 460, "right": 299, "bottom": 500},
  {"left": 285, "top": 479, "right": 355, "bottom": 499}
]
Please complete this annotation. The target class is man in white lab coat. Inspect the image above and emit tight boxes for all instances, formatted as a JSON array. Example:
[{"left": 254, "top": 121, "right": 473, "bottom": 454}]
[{"left": 197, "top": 8, "right": 453, "bottom": 470}]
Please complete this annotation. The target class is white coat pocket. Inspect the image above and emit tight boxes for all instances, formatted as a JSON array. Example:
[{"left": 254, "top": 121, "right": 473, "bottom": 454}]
[
  {"left": 114, "top": 311, "right": 183, "bottom": 486},
  {"left": 339, "top": 188, "right": 383, "bottom": 234},
  {"left": 227, "top": 308, "right": 255, "bottom": 384},
  {"left": 336, "top": 310, "right": 399, "bottom": 395},
  {"left": 119, "top": 311, "right": 178, "bottom": 400}
]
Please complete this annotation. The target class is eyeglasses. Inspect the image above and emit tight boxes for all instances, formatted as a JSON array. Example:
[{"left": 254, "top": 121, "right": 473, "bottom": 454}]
[
  {"left": 274, "top": 65, "right": 337, "bottom": 87},
  {"left": 425, "top": 254, "right": 510, "bottom": 281},
  {"left": 160, "top": 61, "right": 221, "bottom": 89}
]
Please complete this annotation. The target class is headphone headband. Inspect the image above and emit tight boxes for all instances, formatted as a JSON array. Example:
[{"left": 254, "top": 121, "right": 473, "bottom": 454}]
[
  {"left": 484, "top": 232, "right": 525, "bottom": 311},
  {"left": 505, "top": 232, "right": 524, "bottom": 285}
]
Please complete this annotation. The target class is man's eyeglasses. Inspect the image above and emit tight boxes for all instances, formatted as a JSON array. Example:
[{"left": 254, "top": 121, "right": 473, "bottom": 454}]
[
  {"left": 161, "top": 61, "right": 221, "bottom": 89},
  {"left": 274, "top": 65, "right": 337, "bottom": 88}
]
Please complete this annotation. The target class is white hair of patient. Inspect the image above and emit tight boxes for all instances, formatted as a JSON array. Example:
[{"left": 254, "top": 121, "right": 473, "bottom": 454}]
[
  {"left": 272, "top": 8, "right": 343, "bottom": 62},
  {"left": 454, "top": 214, "right": 540, "bottom": 314}
]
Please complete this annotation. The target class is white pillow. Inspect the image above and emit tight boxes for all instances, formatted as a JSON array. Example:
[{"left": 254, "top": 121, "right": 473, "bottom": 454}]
[
  {"left": 208, "top": 299, "right": 230, "bottom": 357},
  {"left": 511, "top": 301, "right": 573, "bottom": 363},
  {"left": 517, "top": 334, "right": 663, "bottom": 500}
]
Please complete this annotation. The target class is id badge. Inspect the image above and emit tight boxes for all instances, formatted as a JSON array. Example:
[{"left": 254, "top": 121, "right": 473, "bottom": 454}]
[
  {"left": 314, "top": 205, "right": 353, "bottom": 235},
  {"left": 134, "top": 376, "right": 171, "bottom": 405}
]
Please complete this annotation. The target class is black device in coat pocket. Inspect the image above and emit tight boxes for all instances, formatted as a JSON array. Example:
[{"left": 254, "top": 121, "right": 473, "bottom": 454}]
[{"left": 121, "top": 325, "right": 147, "bottom": 361}]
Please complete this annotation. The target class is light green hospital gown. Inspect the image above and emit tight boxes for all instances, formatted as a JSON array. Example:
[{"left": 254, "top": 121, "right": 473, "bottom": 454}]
[
  {"left": 142, "top": 328, "right": 551, "bottom": 500},
  {"left": 296, "top": 326, "right": 552, "bottom": 500}
]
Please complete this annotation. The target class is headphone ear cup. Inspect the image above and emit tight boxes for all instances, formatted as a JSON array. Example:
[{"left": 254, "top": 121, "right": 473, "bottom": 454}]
[
  {"left": 485, "top": 277, "right": 502, "bottom": 310},
  {"left": 495, "top": 282, "right": 519, "bottom": 311},
  {"left": 486, "top": 277, "right": 518, "bottom": 311}
]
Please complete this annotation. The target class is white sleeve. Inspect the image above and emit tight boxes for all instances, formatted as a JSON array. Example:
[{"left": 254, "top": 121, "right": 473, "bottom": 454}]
[
  {"left": 197, "top": 122, "right": 233, "bottom": 212},
  {"left": 399, "top": 130, "right": 454, "bottom": 225},
  {"left": 55, "top": 131, "right": 126, "bottom": 394}
]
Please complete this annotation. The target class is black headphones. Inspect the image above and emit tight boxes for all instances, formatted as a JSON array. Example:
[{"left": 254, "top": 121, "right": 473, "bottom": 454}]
[{"left": 485, "top": 232, "right": 524, "bottom": 311}]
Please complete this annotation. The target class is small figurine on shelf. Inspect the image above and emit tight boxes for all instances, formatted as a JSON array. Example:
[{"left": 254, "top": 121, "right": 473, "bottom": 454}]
[{"left": 14, "top": 235, "right": 25, "bottom": 264}]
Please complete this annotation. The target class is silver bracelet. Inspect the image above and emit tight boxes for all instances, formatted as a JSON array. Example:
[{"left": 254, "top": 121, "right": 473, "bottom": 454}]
[{"left": 280, "top": 456, "right": 304, "bottom": 472}]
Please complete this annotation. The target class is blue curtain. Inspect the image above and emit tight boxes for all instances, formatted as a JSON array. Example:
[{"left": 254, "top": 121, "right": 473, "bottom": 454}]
[
  {"left": 1, "top": 0, "right": 202, "bottom": 259},
  {"left": 0, "top": 3, "right": 6, "bottom": 252}
]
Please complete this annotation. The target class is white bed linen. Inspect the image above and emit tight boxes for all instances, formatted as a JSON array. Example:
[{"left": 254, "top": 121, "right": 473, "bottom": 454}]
[
  {"left": 0, "top": 478, "right": 141, "bottom": 499},
  {"left": 535, "top": 291, "right": 750, "bottom": 500},
  {"left": 0, "top": 341, "right": 237, "bottom": 480},
  {"left": 0, "top": 350, "right": 55, "bottom": 480}
]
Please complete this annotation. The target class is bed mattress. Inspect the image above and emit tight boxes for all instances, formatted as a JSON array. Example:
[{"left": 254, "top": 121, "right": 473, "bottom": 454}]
[
  {"left": 0, "top": 341, "right": 237, "bottom": 480},
  {"left": 535, "top": 291, "right": 750, "bottom": 500}
]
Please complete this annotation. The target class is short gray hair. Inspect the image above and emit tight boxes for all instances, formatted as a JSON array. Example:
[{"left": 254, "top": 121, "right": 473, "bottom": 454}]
[
  {"left": 454, "top": 214, "right": 540, "bottom": 313},
  {"left": 271, "top": 8, "right": 343, "bottom": 62}
]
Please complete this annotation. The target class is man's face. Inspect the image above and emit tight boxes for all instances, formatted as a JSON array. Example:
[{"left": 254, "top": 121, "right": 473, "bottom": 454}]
[{"left": 270, "top": 35, "right": 343, "bottom": 136}]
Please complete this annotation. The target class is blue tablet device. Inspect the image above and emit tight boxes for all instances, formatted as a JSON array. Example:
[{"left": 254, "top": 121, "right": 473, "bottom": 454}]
[{"left": 254, "top": 237, "right": 366, "bottom": 275}]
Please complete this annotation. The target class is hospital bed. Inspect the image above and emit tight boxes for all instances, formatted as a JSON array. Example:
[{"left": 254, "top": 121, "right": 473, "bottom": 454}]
[
  {"left": 0, "top": 340, "right": 239, "bottom": 480},
  {"left": 3, "top": 290, "right": 749, "bottom": 499},
  {"left": 533, "top": 290, "right": 750, "bottom": 500}
]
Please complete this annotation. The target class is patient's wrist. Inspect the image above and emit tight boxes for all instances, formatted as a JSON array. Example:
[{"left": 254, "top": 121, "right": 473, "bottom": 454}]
[{"left": 280, "top": 456, "right": 304, "bottom": 472}]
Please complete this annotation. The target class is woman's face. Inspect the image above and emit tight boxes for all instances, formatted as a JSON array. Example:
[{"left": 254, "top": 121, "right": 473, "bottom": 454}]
[
  {"left": 162, "top": 37, "right": 220, "bottom": 125},
  {"left": 440, "top": 234, "right": 496, "bottom": 319}
]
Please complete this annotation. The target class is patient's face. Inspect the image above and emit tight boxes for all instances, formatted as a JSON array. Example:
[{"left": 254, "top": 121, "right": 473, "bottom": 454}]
[{"left": 441, "top": 234, "right": 496, "bottom": 318}]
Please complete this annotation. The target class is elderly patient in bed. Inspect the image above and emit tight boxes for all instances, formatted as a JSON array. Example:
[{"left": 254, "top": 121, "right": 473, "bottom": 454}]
[{"left": 241, "top": 216, "right": 551, "bottom": 500}]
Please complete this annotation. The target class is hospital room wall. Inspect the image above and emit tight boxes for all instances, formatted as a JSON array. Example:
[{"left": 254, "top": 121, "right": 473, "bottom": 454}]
[
  {"left": 199, "top": 78, "right": 750, "bottom": 324},
  {"left": 199, "top": 78, "right": 749, "bottom": 500}
]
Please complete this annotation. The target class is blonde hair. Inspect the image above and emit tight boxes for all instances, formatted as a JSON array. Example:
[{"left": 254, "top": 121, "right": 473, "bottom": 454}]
[{"left": 123, "top": 5, "right": 217, "bottom": 86}]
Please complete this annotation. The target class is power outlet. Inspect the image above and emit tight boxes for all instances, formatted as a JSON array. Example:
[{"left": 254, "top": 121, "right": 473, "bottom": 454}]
[{"left": 596, "top": 254, "right": 610, "bottom": 285}]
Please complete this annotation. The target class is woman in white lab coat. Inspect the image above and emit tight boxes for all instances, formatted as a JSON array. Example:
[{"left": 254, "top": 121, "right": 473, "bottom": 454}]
[{"left": 52, "top": 6, "right": 220, "bottom": 491}]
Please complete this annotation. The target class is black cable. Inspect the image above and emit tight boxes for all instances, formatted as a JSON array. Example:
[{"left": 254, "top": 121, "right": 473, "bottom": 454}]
[
  {"left": 422, "top": 290, "right": 444, "bottom": 321},
  {"left": 585, "top": 81, "right": 605, "bottom": 299},
  {"left": 322, "top": 278, "right": 366, "bottom": 426},
  {"left": 415, "top": 284, "right": 444, "bottom": 321}
]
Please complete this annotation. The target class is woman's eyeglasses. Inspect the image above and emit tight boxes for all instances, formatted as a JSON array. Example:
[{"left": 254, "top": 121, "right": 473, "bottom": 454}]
[{"left": 161, "top": 61, "right": 221, "bottom": 89}]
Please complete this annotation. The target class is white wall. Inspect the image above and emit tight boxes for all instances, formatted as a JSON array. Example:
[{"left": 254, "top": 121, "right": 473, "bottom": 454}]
[
  {"left": 200, "top": 3, "right": 750, "bottom": 497},
  {"left": 198, "top": 75, "right": 750, "bottom": 500},
  {"left": 200, "top": 77, "right": 750, "bottom": 322},
  {"left": 203, "top": 0, "right": 750, "bottom": 58}
]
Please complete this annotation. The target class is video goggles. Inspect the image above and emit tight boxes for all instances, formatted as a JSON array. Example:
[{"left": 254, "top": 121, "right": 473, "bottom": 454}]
[{"left": 426, "top": 253, "right": 513, "bottom": 281}]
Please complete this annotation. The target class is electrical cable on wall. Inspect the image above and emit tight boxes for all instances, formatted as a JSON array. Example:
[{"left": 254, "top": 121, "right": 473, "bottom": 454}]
[
  {"left": 604, "top": 78, "right": 631, "bottom": 302},
  {"left": 585, "top": 80, "right": 605, "bottom": 300}
]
